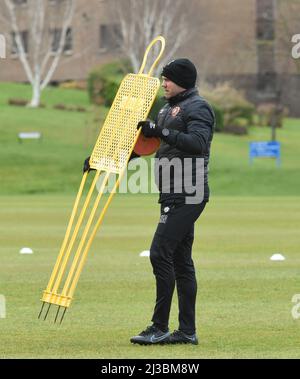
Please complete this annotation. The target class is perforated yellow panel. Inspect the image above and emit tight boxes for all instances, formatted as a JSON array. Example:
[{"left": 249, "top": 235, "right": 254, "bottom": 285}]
[{"left": 90, "top": 74, "right": 160, "bottom": 174}]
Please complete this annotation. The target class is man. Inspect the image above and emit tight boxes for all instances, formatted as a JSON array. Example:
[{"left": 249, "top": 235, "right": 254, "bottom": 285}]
[{"left": 130, "top": 58, "right": 215, "bottom": 345}]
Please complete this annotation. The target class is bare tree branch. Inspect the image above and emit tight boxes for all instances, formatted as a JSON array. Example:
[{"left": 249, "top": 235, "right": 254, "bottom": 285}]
[
  {"left": 4, "top": 0, "right": 34, "bottom": 84},
  {"left": 111, "top": 0, "right": 191, "bottom": 76},
  {"left": 41, "top": 0, "right": 75, "bottom": 89},
  {"left": 2, "top": 0, "right": 76, "bottom": 107}
]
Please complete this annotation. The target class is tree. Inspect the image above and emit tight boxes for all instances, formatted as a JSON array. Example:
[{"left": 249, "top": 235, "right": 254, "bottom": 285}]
[
  {"left": 1, "top": 0, "right": 76, "bottom": 107},
  {"left": 0, "top": 33, "right": 6, "bottom": 59},
  {"left": 109, "top": 0, "right": 191, "bottom": 76},
  {"left": 267, "top": 0, "right": 300, "bottom": 139}
]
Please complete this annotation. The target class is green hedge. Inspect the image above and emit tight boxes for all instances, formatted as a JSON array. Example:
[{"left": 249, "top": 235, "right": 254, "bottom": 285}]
[
  {"left": 88, "top": 62, "right": 165, "bottom": 119},
  {"left": 212, "top": 104, "right": 224, "bottom": 132},
  {"left": 87, "top": 61, "right": 131, "bottom": 106},
  {"left": 201, "top": 82, "right": 255, "bottom": 133}
]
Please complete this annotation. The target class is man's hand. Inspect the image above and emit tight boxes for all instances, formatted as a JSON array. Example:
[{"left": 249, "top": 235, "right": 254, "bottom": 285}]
[
  {"left": 129, "top": 151, "right": 140, "bottom": 161},
  {"left": 137, "top": 120, "right": 179, "bottom": 146},
  {"left": 137, "top": 120, "right": 161, "bottom": 138},
  {"left": 83, "top": 153, "right": 138, "bottom": 173},
  {"left": 83, "top": 156, "right": 96, "bottom": 173}
]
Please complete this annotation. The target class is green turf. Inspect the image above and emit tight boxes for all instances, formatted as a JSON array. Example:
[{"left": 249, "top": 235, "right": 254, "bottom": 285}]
[
  {"left": 0, "top": 82, "right": 300, "bottom": 358},
  {"left": 0, "top": 81, "right": 90, "bottom": 107},
  {"left": 0, "top": 194, "right": 300, "bottom": 358},
  {"left": 0, "top": 82, "right": 107, "bottom": 194}
]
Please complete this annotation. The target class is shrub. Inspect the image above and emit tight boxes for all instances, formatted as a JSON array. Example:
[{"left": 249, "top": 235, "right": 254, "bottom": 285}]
[
  {"left": 60, "top": 80, "right": 87, "bottom": 90},
  {"left": 201, "top": 82, "right": 255, "bottom": 132},
  {"left": 8, "top": 98, "right": 46, "bottom": 108},
  {"left": 8, "top": 98, "right": 28, "bottom": 106},
  {"left": 223, "top": 124, "right": 248, "bottom": 135},
  {"left": 76, "top": 106, "right": 87, "bottom": 112},
  {"left": 148, "top": 88, "right": 165, "bottom": 120},
  {"left": 211, "top": 104, "right": 224, "bottom": 132},
  {"left": 256, "top": 102, "right": 289, "bottom": 127},
  {"left": 53, "top": 104, "right": 87, "bottom": 112},
  {"left": 101, "top": 79, "right": 120, "bottom": 107},
  {"left": 53, "top": 103, "right": 67, "bottom": 111},
  {"left": 87, "top": 60, "right": 131, "bottom": 106}
]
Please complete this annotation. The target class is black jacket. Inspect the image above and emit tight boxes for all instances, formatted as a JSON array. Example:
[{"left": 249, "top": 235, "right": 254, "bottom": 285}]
[{"left": 154, "top": 88, "right": 215, "bottom": 204}]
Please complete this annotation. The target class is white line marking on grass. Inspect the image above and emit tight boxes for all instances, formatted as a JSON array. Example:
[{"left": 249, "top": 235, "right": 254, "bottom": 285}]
[{"left": 0, "top": 295, "right": 6, "bottom": 318}]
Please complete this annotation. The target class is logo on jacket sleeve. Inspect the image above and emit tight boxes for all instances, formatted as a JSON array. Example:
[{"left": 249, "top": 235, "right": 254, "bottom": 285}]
[
  {"left": 159, "top": 214, "right": 168, "bottom": 224},
  {"left": 171, "top": 106, "right": 181, "bottom": 117}
]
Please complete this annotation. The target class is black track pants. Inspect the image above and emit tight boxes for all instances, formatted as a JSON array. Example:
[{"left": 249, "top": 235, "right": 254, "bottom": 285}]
[{"left": 149, "top": 201, "right": 207, "bottom": 334}]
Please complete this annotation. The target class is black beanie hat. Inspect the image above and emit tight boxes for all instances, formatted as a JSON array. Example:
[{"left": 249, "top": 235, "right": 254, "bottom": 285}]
[{"left": 161, "top": 58, "right": 197, "bottom": 89}]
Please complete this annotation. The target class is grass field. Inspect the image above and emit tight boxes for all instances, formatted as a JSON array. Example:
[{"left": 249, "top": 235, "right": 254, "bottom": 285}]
[
  {"left": 0, "top": 83, "right": 300, "bottom": 358},
  {"left": 1, "top": 194, "right": 300, "bottom": 358}
]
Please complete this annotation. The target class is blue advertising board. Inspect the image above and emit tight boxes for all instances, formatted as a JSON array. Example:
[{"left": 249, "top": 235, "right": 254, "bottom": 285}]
[{"left": 249, "top": 141, "right": 281, "bottom": 166}]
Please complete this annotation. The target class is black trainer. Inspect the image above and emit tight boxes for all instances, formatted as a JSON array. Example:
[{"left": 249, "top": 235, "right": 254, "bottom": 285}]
[
  {"left": 130, "top": 325, "right": 170, "bottom": 345},
  {"left": 168, "top": 330, "right": 199, "bottom": 345}
]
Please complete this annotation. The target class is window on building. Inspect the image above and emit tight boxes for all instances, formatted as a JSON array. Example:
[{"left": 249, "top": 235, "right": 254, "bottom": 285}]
[
  {"left": 48, "top": 0, "right": 65, "bottom": 5},
  {"left": 256, "top": 0, "right": 274, "bottom": 19},
  {"left": 257, "top": 43, "right": 275, "bottom": 72},
  {"left": 12, "top": 0, "right": 27, "bottom": 5},
  {"left": 11, "top": 30, "right": 29, "bottom": 55},
  {"left": 50, "top": 29, "right": 60, "bottom": 53},
  {"left": 257, "top": 72, "right": 277, "bottom": 93},
  {"left": 256, "top": 18, "right": 274, "bottom": 40},
  {"left": 50, "top": 27, "right": 73, "bottom": 53},
  {"left": 99, "top": 24, "right": 122, "bottom": 51},
  {"left": 63, "top": 27, "right": 73, "bottom": 53},
  {"left": 256, "top": 0, "right": 275, "bottom": 40}
]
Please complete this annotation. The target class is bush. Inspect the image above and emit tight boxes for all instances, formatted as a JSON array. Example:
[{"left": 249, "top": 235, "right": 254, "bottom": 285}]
[
  {"left": 256, "top": 102, "right": 289, "bottom": 127},
  {"left": 8, "top": 98, "right": 46, "bottom": 108},
  {"left": 223, "top": 124, "right": 248, "bottom": 135},
  {"left": 88, "top": 61, "right": 168, "bottom": 121},
  {"left": 53, "top": 104, "right": 87, "bottom": 112},
  {"left": 76, "top": 106, "right": 87, "bottom": 112},
  {"left": 60, "top": 80, "right": 87, "bottom": 90},
  {"left": 53, "top": 103, "right": 67, "bottom": 111},
  {"left": 101, "top": 79, "right": 120, "bottom": 107},
  {"left": 201, "top": 82, "right": 255, "bottom": 132},
  {"left": 148, "top": 88, "right": 165, "bottom": 120},
  {"left": 8, "top": 98, "right": 28, "bottom": 106},
  {"left": 87, "top": 60, "right": 131, "bottom": 106},
  {"left": 211, "top": 104, "right": 224, "bottom": 132}
]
